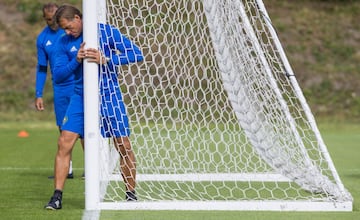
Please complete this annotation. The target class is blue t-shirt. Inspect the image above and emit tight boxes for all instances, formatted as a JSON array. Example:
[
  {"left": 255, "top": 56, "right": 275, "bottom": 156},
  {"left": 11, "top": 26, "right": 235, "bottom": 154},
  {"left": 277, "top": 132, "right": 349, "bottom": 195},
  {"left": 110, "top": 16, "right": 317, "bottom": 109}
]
[{"left": 35, "top": 26, "right": 69, "bottom": 98}]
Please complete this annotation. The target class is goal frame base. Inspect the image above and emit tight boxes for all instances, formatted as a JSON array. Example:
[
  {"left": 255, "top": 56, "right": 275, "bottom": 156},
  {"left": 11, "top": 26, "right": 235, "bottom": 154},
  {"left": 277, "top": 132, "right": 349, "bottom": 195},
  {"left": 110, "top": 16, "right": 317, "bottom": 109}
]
[
  {"left": 106, "top": 173, "right": 291, "bottom": 182},
  {"left": 98, "top": 201, "right": 352, "bottom": 211}
]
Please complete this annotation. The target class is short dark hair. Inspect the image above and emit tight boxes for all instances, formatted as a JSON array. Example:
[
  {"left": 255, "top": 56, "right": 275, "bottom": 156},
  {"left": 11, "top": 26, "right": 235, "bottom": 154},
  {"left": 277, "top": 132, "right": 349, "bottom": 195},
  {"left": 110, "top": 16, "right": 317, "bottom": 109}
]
[
  {"left": 55, "top": 4, "right": 82, "bottom": 24},
  {"left": 42, "top": 3, "right": 58, "bottom": 17}
]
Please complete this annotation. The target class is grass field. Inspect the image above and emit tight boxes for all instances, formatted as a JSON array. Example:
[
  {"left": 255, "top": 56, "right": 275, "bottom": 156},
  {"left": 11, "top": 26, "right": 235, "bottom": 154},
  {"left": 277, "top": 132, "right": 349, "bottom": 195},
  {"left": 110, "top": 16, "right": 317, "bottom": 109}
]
[{"left": 0, "top": 121, "right": 359, "bottom": 220}]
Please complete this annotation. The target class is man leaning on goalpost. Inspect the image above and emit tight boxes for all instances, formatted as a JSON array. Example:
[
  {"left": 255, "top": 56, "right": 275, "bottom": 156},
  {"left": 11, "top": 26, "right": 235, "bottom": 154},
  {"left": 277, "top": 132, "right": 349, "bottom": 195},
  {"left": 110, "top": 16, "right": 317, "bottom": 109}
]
[{"left": 44, "top": 4, "right": 144, "bottom": 210}]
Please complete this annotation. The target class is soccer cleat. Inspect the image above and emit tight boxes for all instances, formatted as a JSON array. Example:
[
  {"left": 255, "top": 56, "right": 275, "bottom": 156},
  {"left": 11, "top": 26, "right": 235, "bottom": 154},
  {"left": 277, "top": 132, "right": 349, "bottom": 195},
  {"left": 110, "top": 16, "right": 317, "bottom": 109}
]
[
  {"left": 44, "top": 196, "right": 62, "bottom": 210},
  {"left": 81, "top": 172, "right": 85, "bottom": 179},
  {"left": 126, "top": 191, "right": 137, "bottom": 201},
  {"left": 48, "top": 172, "right": 74, "bottom": 179}
]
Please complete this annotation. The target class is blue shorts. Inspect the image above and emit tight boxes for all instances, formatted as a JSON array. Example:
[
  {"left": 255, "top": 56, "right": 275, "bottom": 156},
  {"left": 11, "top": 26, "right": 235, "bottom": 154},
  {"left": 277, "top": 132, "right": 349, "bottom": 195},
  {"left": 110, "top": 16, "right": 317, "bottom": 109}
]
[
  {"left": 53, "top": 84, "right": 74, "bottom": 126},
  {"left": 61, "top": 93, "right": 84, "bottom": 138},
  {"left": 100, "top": 92, "right": 130, "bottom": 138}
]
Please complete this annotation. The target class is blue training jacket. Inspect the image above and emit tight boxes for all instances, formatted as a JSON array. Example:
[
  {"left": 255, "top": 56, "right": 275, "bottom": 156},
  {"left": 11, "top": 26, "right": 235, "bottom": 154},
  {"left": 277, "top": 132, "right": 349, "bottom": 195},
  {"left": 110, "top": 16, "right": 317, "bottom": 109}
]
[
  {"left": 98, "top": 23, "right": 143, "bottom": 96},
  {"left": 35, "top": 26, "right": 70, "bottom": 98},
  {"left": 53, "top": 23, "right": 143, "bottom": 97}
]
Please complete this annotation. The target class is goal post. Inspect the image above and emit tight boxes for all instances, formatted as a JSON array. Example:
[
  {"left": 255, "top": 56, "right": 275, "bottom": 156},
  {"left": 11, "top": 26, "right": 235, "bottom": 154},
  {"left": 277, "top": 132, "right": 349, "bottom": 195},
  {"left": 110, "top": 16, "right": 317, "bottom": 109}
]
[
  {"left": 83, "top": 0, "right": 100, "bottom": 211},
  {"left": 83, "top": 0, "right": 353, "bottom": 211}
]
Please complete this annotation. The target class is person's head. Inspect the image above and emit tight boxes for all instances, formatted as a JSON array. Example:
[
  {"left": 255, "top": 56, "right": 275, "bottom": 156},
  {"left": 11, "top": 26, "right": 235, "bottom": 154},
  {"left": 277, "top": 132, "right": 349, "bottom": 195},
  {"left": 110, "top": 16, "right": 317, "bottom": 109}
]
[
  {"left": 55, "top": 4, "right": 83, "bottom": 38},
  {"left": 42, "top": 3, "right": 58, "bottom": 30}
]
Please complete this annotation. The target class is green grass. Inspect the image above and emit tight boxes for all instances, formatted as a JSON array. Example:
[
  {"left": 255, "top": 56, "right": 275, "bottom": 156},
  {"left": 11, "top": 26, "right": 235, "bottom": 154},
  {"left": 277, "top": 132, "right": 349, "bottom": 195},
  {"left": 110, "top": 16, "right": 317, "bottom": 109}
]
[{"left": 0, "top": 121, "right": 359, "bottom": 220}]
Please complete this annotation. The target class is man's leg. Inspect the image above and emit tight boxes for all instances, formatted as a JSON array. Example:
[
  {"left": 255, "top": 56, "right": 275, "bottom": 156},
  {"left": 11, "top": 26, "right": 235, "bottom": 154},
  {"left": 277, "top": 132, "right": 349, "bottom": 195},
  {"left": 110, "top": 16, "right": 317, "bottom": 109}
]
[
  {"left": 48, "top": 127, "right": 74, "bottom": 179},
  {"left": 55, "top": 130, "right": 79, "bottom": 189},
  {"left": 45, "top": 130, "right": 79, "bottom": 210},
  {"left": 114, "top": 137, "right": 137, "bottom": 200},
  {"left": 80, "top": 138, "right": 85, "bottom": 179}
]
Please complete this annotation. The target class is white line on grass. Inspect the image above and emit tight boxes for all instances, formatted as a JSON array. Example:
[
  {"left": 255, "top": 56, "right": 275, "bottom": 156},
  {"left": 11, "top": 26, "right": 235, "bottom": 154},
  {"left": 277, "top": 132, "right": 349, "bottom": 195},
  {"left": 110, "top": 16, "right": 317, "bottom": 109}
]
[{"left": 0, "top": 167, "right": 84, "bottom": 171}]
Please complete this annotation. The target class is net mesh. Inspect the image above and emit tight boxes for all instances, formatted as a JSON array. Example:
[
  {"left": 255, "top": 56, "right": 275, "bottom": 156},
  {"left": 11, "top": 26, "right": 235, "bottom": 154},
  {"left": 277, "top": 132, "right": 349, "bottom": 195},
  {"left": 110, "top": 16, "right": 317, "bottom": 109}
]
[{"left": 95, "top": 0, "right": 352, "bottom": 207}]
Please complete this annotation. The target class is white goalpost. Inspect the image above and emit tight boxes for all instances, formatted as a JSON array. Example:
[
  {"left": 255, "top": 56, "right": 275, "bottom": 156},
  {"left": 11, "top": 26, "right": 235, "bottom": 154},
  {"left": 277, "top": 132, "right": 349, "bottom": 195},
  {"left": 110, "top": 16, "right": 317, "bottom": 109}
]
[
  {"left": 83, "top": 0, "right": 353, "bottom": 211},
  {"left": 83, "top": 0, "right": 100, "bottom": 211}
]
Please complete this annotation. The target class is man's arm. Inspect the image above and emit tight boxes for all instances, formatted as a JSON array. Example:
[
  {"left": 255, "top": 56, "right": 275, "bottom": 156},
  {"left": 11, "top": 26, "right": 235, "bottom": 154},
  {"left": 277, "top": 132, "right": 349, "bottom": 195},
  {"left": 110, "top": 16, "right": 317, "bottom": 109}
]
[
  {"left": 111, "top": 27, "right": 144, "bottom": 65},
  {"left": 35, "top": 34, "right": 48, "bottom": 111}
]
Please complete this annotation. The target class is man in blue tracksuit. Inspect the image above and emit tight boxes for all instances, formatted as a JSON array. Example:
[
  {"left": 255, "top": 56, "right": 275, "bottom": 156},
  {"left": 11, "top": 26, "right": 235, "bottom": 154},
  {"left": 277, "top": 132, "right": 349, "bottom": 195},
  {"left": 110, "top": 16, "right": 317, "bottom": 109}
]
[
  {"left": 45, "top": 5, "right": 143, "bottom": 210},
  {"left": 34, "top": 2, "right": 75, "bottom": 179}
]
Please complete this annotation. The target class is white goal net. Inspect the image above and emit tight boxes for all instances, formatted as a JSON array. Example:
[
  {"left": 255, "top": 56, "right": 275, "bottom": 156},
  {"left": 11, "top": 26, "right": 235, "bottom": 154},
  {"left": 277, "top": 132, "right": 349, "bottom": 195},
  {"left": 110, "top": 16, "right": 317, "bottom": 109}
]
[{"left": 84, "top": 0, "right": 353, "bottom": 211}]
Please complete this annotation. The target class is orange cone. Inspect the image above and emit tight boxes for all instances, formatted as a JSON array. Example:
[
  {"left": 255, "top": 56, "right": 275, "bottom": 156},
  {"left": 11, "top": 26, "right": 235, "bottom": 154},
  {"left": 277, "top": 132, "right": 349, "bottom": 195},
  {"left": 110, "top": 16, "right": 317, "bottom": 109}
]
[{"left": 17, "top": 130, "right": 29, "bottom": 138}]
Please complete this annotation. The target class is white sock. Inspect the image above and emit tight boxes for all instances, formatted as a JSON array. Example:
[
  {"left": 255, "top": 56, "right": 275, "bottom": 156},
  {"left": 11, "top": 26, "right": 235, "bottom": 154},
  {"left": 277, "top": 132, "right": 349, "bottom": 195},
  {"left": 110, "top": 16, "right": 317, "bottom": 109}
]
[{"left": 69, "top": 160, "right": 73, "bottom": 174}]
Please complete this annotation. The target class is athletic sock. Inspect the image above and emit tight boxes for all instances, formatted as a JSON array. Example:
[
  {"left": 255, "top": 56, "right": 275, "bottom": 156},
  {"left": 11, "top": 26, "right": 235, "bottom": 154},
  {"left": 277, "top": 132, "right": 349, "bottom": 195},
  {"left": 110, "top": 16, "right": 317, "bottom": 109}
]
[
  {"left": 69, "top": 160, "right": 73, "bottom": 174},
  {"left": 54, "top": 189, "right": 63, "bottom": 199}
]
